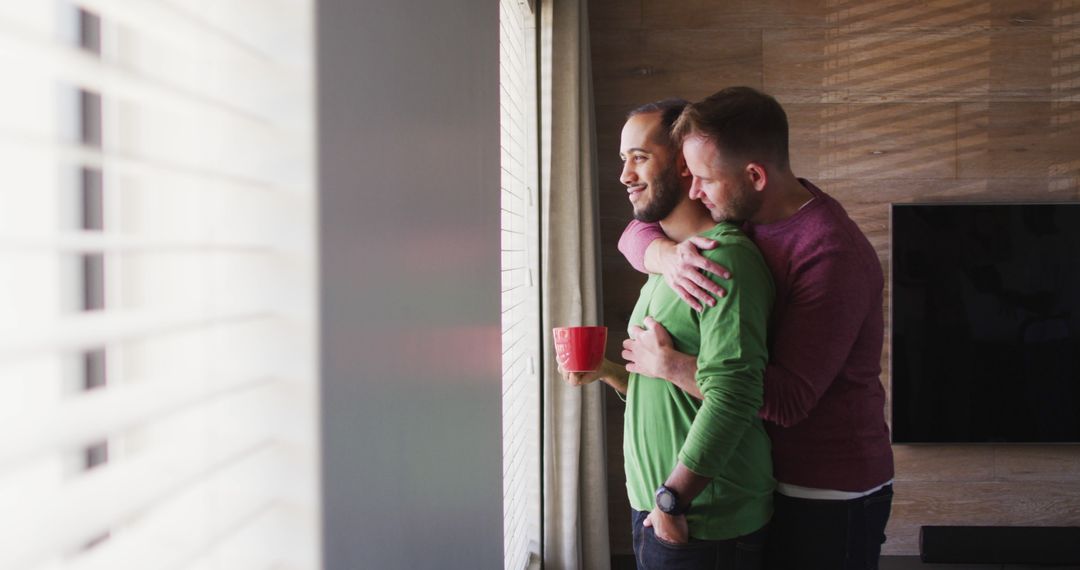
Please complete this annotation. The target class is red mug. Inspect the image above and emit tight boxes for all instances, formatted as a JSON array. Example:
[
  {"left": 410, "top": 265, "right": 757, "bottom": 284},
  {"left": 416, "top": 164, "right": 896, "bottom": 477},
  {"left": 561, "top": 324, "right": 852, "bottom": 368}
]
[{"left": 553, "top": 326, "right": 607, "bottom": 372}]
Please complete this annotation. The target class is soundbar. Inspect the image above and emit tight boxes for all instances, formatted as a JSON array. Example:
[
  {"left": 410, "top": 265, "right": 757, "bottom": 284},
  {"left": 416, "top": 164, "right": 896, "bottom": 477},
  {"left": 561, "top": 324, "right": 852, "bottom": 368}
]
[{"left": 920, "top": 526, "right": 1080, "bottom": 565}]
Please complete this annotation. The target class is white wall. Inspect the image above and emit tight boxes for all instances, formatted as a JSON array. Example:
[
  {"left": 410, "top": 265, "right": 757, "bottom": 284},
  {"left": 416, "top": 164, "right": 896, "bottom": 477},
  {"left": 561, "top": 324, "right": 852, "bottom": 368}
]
[{"left": 316, "top": 0, "right": 504, "bottom": 568}]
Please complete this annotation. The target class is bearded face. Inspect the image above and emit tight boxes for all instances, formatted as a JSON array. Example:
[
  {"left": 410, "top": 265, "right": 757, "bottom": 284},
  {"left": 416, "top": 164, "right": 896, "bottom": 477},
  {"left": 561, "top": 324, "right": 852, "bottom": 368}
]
[
  {"left": 631, "top": 161, "right": 684, "bottom": 223},
  {"left": 682, "top": 135, "right": 764, "bottom": 225}
]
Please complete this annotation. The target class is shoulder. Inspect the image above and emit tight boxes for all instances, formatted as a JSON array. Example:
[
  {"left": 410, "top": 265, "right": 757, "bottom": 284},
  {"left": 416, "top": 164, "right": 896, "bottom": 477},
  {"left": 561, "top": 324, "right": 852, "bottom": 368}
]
[
  {"left": 700, "top": 222, "right": 760, "bottom": 259},
  {"left": 787, "top": 193, "right": 878, "bottom": 269},
  {"left": 791, "top": 207, "right": 883, "bottom": 299},
  {"left": 699, "top": 221, "right": 768, "bottom": 265},
  {"left": 698, "top": 223, "right": 774, "bottom": 287}
]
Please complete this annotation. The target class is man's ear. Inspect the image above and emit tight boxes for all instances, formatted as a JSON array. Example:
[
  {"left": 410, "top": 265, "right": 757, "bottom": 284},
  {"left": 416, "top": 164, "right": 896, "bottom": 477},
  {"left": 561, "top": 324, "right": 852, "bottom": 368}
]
[
  {"left": 676, "top": 153, "right": 691, "bottom": 178},
  {"left": 746, "top": 162, "right": 768, "bottom": 192}
]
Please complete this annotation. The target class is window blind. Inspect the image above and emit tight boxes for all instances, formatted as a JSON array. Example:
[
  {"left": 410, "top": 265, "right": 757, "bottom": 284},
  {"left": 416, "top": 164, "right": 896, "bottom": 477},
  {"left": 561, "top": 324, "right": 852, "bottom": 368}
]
[
  {"left": 499, "top": 1, "right": 541, "bottom": 569},
  {"left": 0, "top": 2, "right": 319, "bottom": 569}
]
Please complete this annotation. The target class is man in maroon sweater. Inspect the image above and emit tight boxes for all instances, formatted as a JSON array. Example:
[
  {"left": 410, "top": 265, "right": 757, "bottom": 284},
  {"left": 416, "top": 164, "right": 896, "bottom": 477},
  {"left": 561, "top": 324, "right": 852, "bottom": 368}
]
[{"left": 619, "top": 86, "right": 894, "bottom": 569}]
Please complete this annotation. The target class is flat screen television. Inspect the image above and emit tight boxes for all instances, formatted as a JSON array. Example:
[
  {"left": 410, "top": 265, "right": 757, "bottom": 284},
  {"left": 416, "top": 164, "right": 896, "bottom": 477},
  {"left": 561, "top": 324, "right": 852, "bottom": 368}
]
[{"left": 890, "top": 203, "right": 1080, "bottom": 443}]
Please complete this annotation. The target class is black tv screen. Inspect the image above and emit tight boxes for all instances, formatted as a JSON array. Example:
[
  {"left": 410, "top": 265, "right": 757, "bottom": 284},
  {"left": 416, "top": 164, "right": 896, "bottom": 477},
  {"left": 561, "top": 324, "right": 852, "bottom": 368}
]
[{"left": 891, "top": 203, "right": 1080, "bottom": 443}]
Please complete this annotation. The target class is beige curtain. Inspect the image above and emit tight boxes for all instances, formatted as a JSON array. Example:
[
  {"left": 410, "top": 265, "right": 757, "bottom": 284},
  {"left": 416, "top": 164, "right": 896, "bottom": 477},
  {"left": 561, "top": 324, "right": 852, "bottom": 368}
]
[{"left": 539, "top": 0, "right": 611, "bottom": 569}]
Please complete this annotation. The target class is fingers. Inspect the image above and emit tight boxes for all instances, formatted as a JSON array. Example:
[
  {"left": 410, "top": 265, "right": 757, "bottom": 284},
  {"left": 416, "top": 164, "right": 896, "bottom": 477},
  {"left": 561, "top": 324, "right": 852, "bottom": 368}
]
[
  {"left": 622, "top": 331, "right": 637, "bottom": 360},
  {"left": 688, "top": 271, "right": 727, "bottom": 298},
  {"left": 691, "top": 257, "right": 732, "bottom": 280},
  {"left": 679, "top": 237, "right": 726, "bottom": 278},
  {"left": 687, "top": 236, "right": 718, "bottom": 250},
  {"left": 679, "top": 239, "right": 729, "bottom": 279},
  {"left": 627, "top": 325, "right": 645, "bottom": 340},
  {"left": 673, "top": 285, "right": 704, "bottom": 312},
  {"left": 557, "top": 361, "right": 585, "bottom": 386},
  {"left": 685, "top": 279, "right": 721, "bottom": 308},
  {"left": 562, "top": 371, "right": 589, "bottom": 387},
  {"left": 682, "top": 280, "right": 716, "bottom": 310},
  {"left": 646, "top": 318, "right": 671, "bottom": 342},
  {"left": 642, "top": 515, "right": 653, "bottom": 528}
]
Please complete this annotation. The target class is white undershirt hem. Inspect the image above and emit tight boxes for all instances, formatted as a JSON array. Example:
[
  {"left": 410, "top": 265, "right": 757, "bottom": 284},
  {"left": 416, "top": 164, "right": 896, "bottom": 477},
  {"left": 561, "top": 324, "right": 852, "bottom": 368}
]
[{"left": 776, "top": 479, "right": 894, "bottom": 501}]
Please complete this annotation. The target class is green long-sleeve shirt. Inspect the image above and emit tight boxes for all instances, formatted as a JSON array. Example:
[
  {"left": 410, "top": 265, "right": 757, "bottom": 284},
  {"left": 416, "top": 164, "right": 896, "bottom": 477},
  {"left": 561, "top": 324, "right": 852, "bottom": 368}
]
[{"left": 623, "top": 222, "right": 775, "bottom": 540}]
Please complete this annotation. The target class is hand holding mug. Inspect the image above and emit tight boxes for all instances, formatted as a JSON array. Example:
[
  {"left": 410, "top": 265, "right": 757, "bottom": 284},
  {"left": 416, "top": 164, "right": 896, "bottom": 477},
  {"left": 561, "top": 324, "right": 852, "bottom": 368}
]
[
  {"left": 552, "top": 326, "right": 607, "bottom": 372},
  {"left": 556, "top": 359, "right": 606, "bottom": 387}
]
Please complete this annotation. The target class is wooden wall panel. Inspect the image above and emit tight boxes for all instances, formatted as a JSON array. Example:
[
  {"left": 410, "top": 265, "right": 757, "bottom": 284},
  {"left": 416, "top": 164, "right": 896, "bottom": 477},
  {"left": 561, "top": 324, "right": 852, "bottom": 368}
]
[
  {"left": 892, "top": 445, "right": 995, "bottom": 482},
  {"left": 993, "top": 446, "right": 1080, "bottom": 481},
  {"left": 817, "top": 0, "right": 1057, "bottom": 32},
  {"left": 589, "top": 0, "right": 1080, "bottom": 557},
  {"left": 788, "top": 103, "right": 959, "bottom": 179},
  {"left": 764, "top": 29, "right": 1054, "bottom": 103},
  {"left": 641, "top": 0, "right": 828, "bottom": 30},
  {"left": 958, "top": 102, "right": 1080, "bottom": 178},
  {"left": 888, "top": 481, "right": 1080, "bottom": 553},
  {"left": 589, "top": 0, "right": 643, "bottom": 30},
  {"left": 591, "top": 29, "right": 763, "bottom": 106}
]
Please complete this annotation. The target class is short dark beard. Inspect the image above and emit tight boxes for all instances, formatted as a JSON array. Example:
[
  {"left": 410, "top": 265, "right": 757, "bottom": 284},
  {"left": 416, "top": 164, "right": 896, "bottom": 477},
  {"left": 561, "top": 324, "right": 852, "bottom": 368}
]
[
  {"left": 633, "top": 165, "right": 683, "bottom": 223},
  {"left": 710, "top": 178, "right": 762, "bottom": 224}
]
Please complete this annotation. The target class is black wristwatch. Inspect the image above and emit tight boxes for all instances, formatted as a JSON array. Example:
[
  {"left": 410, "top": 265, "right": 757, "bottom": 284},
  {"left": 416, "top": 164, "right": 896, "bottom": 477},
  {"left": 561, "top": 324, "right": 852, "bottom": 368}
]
[{"left": 655, "top": 484, "right": 690, "bottom": 516}]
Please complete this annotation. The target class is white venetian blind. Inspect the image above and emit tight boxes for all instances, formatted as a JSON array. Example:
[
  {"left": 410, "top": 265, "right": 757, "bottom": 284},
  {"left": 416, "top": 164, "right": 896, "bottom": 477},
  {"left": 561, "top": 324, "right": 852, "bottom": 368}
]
[
  {"left": 499, "top": 0, "right": 541, "bottom": 569},
  {"left": 0, "top": 1, "right": 320, "bottom": 569}
]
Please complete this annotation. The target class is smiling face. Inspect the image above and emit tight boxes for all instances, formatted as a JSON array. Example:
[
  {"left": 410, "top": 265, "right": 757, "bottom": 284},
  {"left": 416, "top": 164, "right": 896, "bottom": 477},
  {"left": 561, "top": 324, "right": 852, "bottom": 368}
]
[
  {"left": 682, "top": 134, "right": 763, "bottom": 224},
  {"left": 619, "top": 112, "right": 684, "bottom": 223}
]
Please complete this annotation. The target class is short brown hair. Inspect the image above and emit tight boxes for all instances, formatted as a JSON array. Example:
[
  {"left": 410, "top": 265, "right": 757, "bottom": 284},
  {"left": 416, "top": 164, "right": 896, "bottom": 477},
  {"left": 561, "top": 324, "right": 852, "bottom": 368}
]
[{"left": 671, "top": 87, "right": 790, "bottom": 169}]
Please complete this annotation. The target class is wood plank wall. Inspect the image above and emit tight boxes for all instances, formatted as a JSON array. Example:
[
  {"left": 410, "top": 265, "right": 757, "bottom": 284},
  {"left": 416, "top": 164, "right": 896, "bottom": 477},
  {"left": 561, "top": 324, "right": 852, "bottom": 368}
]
[{"left": 588, "top": 0, "right": 1080, "bottom": 556}]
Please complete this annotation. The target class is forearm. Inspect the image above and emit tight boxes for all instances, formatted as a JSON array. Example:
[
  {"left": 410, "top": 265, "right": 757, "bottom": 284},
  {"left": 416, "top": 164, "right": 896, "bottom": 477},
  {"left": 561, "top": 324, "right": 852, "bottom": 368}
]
[
  {"left": 665, "top": 352, "right": 702, "bottom": 400},
  {"left": 648, "top": 462, "right": 709, "bottom": 544},
  {"left": 618, "top": 220, "right": 668, "bottom": 274},
  {"left": 664, "top": 461, "right": 712, "bottom": 507},
  {"left": 597, "top": 359, "right": 630, "bottom": 395},
  {"left": 643, "top": 237, "right": 676, "bottom": 275}
]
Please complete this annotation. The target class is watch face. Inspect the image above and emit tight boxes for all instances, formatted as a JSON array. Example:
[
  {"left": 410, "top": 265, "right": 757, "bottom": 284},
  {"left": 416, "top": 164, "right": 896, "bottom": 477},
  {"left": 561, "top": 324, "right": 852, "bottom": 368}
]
[{"left": 657, "top": 489, "right": 675, "bottom": 511}]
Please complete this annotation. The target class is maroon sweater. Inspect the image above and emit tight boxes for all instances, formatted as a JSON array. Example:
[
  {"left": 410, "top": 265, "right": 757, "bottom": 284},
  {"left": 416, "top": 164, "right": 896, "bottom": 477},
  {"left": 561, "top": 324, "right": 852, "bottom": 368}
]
[{"left": 618, "top": 180, "right": 894, "bottom": 491}]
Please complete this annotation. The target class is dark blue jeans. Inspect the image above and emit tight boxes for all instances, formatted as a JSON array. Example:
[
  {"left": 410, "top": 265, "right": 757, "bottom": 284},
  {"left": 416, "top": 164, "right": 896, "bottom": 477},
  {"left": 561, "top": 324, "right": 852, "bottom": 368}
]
[
  {"left": 632, "top": 510, "right": 768, "bottom": 570},
  {"left": 764, "top": 484, "right": 893, "bottom": 570}
]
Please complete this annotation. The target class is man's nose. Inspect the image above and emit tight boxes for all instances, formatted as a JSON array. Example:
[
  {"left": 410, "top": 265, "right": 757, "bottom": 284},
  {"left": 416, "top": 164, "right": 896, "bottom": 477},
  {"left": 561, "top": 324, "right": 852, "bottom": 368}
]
[
  {"left": 620, "top": 161, "right": 636, "bottom": 187},
  {"left": 688, "top": 178, "right": 701, "bottom": 199}
]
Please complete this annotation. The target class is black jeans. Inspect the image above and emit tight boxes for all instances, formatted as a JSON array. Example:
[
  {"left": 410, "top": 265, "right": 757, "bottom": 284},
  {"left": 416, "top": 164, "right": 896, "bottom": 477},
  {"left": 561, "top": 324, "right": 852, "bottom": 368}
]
[
  {"left": 764, "top": 484, "right": 893, "bottom": 570},
  {"left": 632, "top": 510, "right": 768, "bottom": 570}
]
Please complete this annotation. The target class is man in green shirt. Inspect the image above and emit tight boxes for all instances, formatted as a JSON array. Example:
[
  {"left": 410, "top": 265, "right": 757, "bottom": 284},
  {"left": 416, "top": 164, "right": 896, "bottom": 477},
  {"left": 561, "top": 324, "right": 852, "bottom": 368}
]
[{"left": 560, "top": 99, "right": 775, "bottom": 568}]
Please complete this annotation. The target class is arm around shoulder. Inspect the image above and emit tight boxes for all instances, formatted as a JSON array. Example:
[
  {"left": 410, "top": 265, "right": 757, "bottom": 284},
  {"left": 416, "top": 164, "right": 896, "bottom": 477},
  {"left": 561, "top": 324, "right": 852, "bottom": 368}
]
[{"left": 618, "top": 219, "right": 667, "bottom": 274}]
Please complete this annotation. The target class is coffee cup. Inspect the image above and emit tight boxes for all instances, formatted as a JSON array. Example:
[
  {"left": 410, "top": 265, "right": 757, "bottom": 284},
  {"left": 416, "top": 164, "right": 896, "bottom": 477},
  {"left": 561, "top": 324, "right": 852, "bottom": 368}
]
[{"left": 552, "top": 326, "right": 607, "bottom": 372}]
